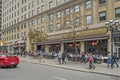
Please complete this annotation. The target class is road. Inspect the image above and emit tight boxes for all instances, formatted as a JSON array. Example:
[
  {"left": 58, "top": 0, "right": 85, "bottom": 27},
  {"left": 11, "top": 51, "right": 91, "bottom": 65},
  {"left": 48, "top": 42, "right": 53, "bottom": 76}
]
[{"left": 0, "top": 61, "right": 119, "bottom": 80}]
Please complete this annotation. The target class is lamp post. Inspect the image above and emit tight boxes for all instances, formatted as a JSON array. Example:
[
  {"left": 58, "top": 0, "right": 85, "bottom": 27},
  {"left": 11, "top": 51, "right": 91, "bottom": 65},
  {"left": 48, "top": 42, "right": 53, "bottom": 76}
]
[
  {"left": 105, "top": 20, "right": 120, "bottom": 69},
  {"left": 72, "top": 22, "right": 79, "bottom": 54},
  {"left": 21, "top": 33, "right": 26, "bottom": 57}
]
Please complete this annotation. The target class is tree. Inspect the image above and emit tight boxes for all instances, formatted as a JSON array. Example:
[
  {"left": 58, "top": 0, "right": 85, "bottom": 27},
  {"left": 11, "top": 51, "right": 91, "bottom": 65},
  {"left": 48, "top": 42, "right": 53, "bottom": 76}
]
[{"left": 28, "top": 28, "right": 48, "bottom": 51}]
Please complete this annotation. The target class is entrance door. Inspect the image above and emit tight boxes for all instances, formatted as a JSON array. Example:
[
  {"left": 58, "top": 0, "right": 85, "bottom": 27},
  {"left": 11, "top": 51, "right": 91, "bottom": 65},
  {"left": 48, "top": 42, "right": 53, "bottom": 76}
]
[{"left": 114, "top": 47, "right": 120, "bottom": 58}]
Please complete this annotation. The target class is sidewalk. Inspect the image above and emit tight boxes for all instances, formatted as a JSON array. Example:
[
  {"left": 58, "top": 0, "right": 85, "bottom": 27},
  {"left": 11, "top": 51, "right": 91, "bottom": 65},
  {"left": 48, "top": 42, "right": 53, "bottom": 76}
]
[{"left": 19, "top": 56, "right": 120, "bottom": 77}]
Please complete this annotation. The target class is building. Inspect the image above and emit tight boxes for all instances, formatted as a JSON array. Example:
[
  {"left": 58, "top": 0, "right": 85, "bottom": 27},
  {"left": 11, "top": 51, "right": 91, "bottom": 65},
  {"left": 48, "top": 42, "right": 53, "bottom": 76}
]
[
  {"left": 0, "top": 0, "right": 2, "bottom": 50},
  {"left": 1, "top": 0, "right": 120, "bottom": 57},
  {"left": 0, "top": 0, "right": 2, "bottom": 40}
]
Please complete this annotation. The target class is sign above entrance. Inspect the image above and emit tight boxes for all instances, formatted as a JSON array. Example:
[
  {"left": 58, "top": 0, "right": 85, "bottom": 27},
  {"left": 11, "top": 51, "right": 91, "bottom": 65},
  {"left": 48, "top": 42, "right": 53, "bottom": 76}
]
[
  {"left": 62, "top": 28, "right": 108, "bottom": 39},
  {"left": 48, "top": 35, "right": 62, "bottom": 40},
  {"left": 77, "top": 28, "right": 107, "bottom": 37},
  {"left": 47, "top": 28, "right": 108, "bottom": 41}
]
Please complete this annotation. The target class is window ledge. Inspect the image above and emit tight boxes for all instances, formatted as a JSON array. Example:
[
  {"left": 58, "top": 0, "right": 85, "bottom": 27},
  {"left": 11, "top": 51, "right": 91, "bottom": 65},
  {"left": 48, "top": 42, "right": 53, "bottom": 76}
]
[{"left": 99, "top": 3, "right": 107, "bottom": 7}]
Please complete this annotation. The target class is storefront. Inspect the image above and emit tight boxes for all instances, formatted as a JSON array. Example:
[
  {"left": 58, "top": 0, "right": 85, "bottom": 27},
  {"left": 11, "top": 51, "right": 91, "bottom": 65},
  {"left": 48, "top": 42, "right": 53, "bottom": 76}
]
[
  {"left": 113, "top": 32, "right": 120, "bottom": 58},
  {"left": 49, "top": 43, "right": 61, "bottom": 53},
  {"left": 64, "top": 42, "right": 80, "bottom": 54},
  {"left": 13, "top": 40, "right": 26, "bottom": 54},
  {"left": 36, "top": 27, "right": 109, "bottom": 56},
  {"left": 85, "top": 39, "right": 108, "bottom": 56},
  {"left": 37, "top": 45, "right": 45, "bottom": 51}
]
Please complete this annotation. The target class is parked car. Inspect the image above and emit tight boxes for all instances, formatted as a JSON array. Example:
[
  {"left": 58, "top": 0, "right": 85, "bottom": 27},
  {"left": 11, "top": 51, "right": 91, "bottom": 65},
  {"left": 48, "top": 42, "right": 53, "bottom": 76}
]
[{"left": 0, "top": 53, "right": 19, "bottom": 68}]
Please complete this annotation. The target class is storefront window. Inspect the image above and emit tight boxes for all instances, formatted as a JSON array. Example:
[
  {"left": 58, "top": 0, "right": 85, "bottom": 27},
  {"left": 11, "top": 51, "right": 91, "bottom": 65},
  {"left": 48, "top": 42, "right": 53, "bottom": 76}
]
[
  {"left": 37, "top": 45, "right": 45, "bottom": 52},
  {"left": 49, "top": 44, "right": 60, "bottom": 53},
  {"left": 64, "top": 42, "right": 80, "bottom": 54},
  {"left": 85, "top": 40, "right": 107, "bottom": 56}
]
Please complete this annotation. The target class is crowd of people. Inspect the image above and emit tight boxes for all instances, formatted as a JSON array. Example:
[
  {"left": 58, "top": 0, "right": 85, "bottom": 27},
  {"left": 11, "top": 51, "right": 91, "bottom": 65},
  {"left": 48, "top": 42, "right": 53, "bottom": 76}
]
[{"left": 10, "top": 50, "right": 120, "bottom": 69}]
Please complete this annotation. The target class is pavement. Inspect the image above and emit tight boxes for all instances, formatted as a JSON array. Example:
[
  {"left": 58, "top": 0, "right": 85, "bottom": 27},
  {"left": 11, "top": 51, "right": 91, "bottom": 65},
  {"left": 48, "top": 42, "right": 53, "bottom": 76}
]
[{"left": 19, "top": 56, "right": 120, "bottom": 77}]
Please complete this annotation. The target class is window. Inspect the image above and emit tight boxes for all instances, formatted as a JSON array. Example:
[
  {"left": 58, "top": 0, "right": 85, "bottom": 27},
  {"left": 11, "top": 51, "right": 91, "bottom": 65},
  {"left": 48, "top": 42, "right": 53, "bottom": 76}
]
[
  {"left": 56, "top": 23, "right": 61, "bottom": 30},
  {"left": 17, "top": 10, "right": 19, "bottom": 15},
  {"left": 37, "top": 0, "right": 40, "bottom": 5},
  {"left": 56, "top": 11, "right": 61, "bottom": 18},
  {"left": 24, "top": 6, "right": 26, "bottom": 11},
  {"left": 74, "top": 18, "right": 80, "bottom": 27},
  {"left": 41, "top": 17, "right": 45, "bottom": 23},
  {"left": 64, "top": 0, "right": 70, "bottom": 2},
  {"left": 65, "top": 8, "right": 70, "bottom": 15},
  {"left": 41, "top": 27, "right": 44, "bottom": 32},
  {"left": 32, "top": 10, "right": 34, "bottom": 16},
  {"left": 85, "top": 0, "right": 92, "bottom": 9},
  {"left": 49, "top": 25, "right": 53, "bottom": 31},
  {"left": 99, "top": 0, "right": 106, "bottom": 4},
  {"left": 32, "top": 0, "right": 35, "bottom": 7},
  {"left": 28, "top": 21, "right": 31, "bottom": 27},
  {"left": 56, "top": 0, "right": 61, "bottom": 5},
  {"left": 86, "top": 15, "right": 92, "bottom": 24},
  {"left": 49, "top": 14, "right": 54, "bottom": 20},
  {"left": 21, "top": 15, "right": 23, "bottom": 20},
  {"left": 115, "top": 7, "right": 120, "bottom": 18},
  {"left": 28, "top": 12, "right": 31, "bottom": 18},
  {"left": 24, "top": 14, "right": 26, "bottom": 20},
  {"left": 37, "top": 18, "right": 40, "bottom": 24},
  {"left": 21, "top": 8, "right": 23, "bottom": 13},
  {"left": 65, "top": 20, "right": 70, "bottom": 28},
  {"left": 74, "top": 5, "right": 80, "bottom": 12},
  {"left": 41, "top": 5, "right": 45, "bottom": 12},
  {"left": 99, "top": 11, "right": 106, "bottom": 21},
  {"left": 24, "top": 23, "right": 26, "bottom": 28},
  {"left": 37, "top": 7, "right": 40, "bottom": 14},
  {"left": 31, "top": 20, "right": 34, "bottom": 26},
  {"left": 17, "top": 17, "right": 19, "bottom": 23},
  {"left": 49, "top": 1, "right": 54, "bottom": 9},
  {"left": 21, "top": 24, "right": 23, "bottom": 29},
  {"left": 28, "top": 3, "right": 31, "bottom": 9}
]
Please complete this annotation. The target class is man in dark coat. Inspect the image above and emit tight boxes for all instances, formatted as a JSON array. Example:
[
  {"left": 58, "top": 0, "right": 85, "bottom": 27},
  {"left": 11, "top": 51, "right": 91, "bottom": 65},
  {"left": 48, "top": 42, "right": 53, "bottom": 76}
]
[{"left": 112, "top": 53, "right": 119, "bottom": 68}]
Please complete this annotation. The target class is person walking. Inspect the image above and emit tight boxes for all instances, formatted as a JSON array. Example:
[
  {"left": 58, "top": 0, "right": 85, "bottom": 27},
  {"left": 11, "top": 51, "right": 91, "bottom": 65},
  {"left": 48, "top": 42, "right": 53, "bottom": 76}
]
[
  {"left": 88, "top": 53, "right": 96, "bottom": 69},
  {"left": 58, "top": 51, "right": 62, "bottom": 65},
  {"left": 39, "top": 51, "right": 44, "bottom": 63},
  {"left": 62, "top": 52, "right": 66, "bottom": 64},
  {"left": 112, "top": 53, "right": 119, "bottom": 68},
  {"left": 107, "top": 53, "right": 112, "bottom": 68}
]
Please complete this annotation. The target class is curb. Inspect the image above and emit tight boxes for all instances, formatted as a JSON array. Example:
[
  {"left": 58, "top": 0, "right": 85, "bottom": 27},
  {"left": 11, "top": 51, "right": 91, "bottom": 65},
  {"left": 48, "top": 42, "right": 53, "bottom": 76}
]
[{"left": 20, "top": 59, "right": 120, "bottom": 77}]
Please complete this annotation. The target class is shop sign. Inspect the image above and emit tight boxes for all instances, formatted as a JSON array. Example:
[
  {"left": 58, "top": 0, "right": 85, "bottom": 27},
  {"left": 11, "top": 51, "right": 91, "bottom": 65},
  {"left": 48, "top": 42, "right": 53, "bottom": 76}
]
[
  {"left": 62, "top": 33, "right": 73, "bottom": 39},
  {"left": 77, "top": 28, "right": 107, "bottom": 37},
  {"left": 48, "top": 35, "right": 62, "bottom": 40},
  {"left": 62, "top": 28, "right": 107, "bottom": 39}
]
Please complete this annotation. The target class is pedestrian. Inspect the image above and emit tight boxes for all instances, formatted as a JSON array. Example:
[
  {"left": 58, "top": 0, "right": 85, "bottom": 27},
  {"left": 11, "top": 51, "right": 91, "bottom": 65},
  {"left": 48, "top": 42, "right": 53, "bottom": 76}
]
[
  {"left": 39, "top": 51, "right": 44, "bottom": 63},
  {"left": 58, "top": 51, "right": 62, "bottom": 65},
  {"left": 88, "top": 53, "right": 96, "bottom": 69},
  {"left": 112, "top": 53, "right": 119, "bottom": 68},
  {"left": 97, "top": 54, "right": 103, "bottom": 64},
  {"left": 62, "top": 52, "right": 66, "bottom": 64},
  {"left": 107, "top": 53, "right": 112, "bottom": 68}
]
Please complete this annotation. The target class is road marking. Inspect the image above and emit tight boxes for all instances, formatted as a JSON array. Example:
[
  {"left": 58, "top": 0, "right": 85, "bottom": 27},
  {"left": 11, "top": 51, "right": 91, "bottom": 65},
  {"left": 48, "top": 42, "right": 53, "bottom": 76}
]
[{"left": 53, "top": 76, "right": 67, "bottom": 80}]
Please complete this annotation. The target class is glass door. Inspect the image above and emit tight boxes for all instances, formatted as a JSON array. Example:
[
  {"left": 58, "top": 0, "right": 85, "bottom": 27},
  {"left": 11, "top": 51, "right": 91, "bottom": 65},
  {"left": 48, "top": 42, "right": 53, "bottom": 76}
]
[{"left": 114, "top": 47, "right": 120, "bottom": 58}]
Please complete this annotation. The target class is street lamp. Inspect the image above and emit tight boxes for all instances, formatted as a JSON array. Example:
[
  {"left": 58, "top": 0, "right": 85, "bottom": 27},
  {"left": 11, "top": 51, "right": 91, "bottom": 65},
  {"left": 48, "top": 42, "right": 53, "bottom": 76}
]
[
  {"left": 105, "top": 20, "right": 120, "bottom": 68},
  {"left": 21, "top": 33, "right": 26, "bottom": 57},
  {"left": 72, "top": 22, "right": 79, "bottom": 54}
]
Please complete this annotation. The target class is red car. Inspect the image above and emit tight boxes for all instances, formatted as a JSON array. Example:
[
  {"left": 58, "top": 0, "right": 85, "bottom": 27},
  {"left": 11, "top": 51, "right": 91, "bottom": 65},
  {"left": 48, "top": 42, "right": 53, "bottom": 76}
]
[{"left": 0, "top": 53, "right": 19, "bottom": 68}]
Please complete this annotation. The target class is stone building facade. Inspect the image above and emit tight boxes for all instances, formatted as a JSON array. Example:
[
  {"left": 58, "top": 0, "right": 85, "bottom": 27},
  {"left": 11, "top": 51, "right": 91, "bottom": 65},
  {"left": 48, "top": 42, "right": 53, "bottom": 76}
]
[{"left": 2, "top": 0, "right": 120, "bottom": 57}]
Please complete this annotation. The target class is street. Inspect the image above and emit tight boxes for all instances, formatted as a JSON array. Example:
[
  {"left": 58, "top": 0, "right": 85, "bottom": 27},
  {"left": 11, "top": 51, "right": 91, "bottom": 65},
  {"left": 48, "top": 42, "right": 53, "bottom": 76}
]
[{"left": 0, "top": 61, "right": 119, "bottom": 80}]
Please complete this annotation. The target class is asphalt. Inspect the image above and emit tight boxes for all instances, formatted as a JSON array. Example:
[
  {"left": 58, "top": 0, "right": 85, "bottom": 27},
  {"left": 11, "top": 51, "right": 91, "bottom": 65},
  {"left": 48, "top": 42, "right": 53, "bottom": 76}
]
[{"left": 19, "top": 56, "right": 120, "bottom": 77}]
